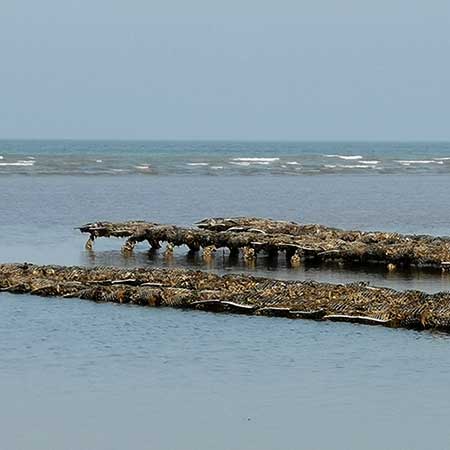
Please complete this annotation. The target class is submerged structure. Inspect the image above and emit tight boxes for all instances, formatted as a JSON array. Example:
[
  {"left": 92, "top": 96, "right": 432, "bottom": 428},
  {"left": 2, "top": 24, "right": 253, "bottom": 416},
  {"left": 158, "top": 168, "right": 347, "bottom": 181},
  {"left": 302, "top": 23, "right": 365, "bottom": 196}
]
[
  {"left": 78, "top": 217, "right": 450, "bottom": 271},
  {"left": 2, "top": 263, "right": 450, "bottom": 332}
]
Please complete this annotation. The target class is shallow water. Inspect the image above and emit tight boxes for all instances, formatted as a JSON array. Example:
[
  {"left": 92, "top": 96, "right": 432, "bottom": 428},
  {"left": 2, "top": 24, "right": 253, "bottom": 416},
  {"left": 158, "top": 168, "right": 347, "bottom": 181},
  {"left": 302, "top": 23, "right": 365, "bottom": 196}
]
[
  {"left": 2, "top": 141, "right": 450, "bottom": 449},
  {"left": 2, "top": 293, "right": 450, "bottom": 450},
  {"left": 2, "top": 172, "right": 450, "bottom": 291}
]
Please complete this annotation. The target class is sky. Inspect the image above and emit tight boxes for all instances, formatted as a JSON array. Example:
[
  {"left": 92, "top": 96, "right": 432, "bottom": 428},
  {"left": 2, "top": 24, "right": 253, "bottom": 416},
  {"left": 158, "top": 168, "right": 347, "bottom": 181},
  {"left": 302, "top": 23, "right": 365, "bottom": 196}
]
[{"left": 1, "top": 0, "right": 450, "bottom": 140}]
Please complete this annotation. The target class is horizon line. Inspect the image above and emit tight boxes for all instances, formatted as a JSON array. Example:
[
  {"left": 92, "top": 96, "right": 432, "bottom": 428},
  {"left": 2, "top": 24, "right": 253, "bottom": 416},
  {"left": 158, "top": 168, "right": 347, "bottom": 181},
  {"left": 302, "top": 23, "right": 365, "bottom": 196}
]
[{"left": 1, "top": 137, "right": 450, "bottom": 144}]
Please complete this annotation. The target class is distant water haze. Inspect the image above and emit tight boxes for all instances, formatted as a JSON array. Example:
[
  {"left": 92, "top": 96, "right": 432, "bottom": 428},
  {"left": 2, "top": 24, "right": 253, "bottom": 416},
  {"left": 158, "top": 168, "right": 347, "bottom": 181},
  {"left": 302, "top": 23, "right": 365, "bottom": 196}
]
[{"left": 1, "top": 0, "right": 450, "bottom": 140}]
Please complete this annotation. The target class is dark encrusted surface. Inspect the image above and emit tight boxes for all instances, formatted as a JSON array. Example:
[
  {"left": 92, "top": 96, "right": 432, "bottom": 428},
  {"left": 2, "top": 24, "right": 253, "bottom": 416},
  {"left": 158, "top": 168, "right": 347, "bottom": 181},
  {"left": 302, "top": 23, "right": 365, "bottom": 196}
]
[
  {"left": 2, "top": 263, "right": 450, "bottom": 332},
  {"left": 78, "top": 217, "right": 450, "bottom": 270}
]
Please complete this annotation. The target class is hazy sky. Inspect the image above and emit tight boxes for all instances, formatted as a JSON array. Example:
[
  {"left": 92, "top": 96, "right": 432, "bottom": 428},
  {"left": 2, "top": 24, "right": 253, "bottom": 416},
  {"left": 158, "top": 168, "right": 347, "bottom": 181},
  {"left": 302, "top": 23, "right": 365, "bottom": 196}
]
[{"left": 1, "top": 0, "right": 449, "bottom": 140}]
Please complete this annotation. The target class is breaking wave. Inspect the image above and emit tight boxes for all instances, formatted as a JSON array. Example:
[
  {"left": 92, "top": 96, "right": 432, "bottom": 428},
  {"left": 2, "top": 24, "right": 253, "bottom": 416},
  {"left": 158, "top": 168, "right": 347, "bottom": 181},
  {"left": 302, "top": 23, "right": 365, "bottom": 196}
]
[
  {"left": 325, "top": 155, "right": 363, "bottom": 160},
  {"left": 231, "top": 157, "right": 280, "bottom": 162},
  {"left": 0, "top": 160, "right": 35, "bottom": 167},
  {"left": 397, "top": 160, "right": 444, "bottom": 166}
]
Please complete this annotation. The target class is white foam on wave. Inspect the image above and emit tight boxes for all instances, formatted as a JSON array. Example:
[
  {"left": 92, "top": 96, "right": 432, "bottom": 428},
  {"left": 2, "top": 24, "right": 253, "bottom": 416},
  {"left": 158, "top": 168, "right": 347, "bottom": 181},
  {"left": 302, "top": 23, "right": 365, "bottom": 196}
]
[
  {"left": 325, "top": 154, "right": 363, "bottom": 160},
  {"left": 211, "top": 166, "right": 223, "bottom": 170},
  {"left": 26, "top": 156, "right": 35, "bottom": 160},
  {"left": 135, "top": 164, "right": 151, "bottom": 170},
  {"left": 230, "top": 161, "right": 270, "bottom": 166},
  {"left": 0, "top": 156, "right": 3, "bottom": 159},
  {"left": 324, "top": 164, "right": 372, "bottom": 169},
  {"left": 286, "top": 161, "right": 300, "bottom": 165},
  {"left": 360, "top": 160, "right": 379, "bottom": 165},
  {"left": 338, "top": 164, "right": 372, "bottom": 169},
  {"left": 187, "top": 162, "right": 209, "bottom": 166},
  {"left": 398, "top": 160, "right": 444, "bottom": 166},
  {"left": 96, "top": 159, "right": 103, "bottom": 163},
  {"left": 231, "top": 157, "right": 280, "bottom": 162},
  {"left": 433, "top": 157, "right": 450, "bottom": 161},
  {"left": 0, "top": 160, "right": 35, "bottom": 167}
]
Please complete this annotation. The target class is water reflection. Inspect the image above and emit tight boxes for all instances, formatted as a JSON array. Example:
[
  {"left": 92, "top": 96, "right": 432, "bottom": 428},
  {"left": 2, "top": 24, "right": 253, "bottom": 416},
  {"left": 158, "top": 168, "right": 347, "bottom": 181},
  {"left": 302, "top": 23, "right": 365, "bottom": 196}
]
[{"left": 80, "top": 243, "right": 450, "bottom": 294}]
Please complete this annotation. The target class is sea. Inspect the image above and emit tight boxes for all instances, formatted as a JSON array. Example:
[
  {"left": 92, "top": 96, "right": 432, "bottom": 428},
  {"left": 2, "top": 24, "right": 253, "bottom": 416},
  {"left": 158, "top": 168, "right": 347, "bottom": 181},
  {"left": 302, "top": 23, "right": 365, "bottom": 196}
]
[{"left": 1, "top": 140, "right": 450, "bottom": 450}]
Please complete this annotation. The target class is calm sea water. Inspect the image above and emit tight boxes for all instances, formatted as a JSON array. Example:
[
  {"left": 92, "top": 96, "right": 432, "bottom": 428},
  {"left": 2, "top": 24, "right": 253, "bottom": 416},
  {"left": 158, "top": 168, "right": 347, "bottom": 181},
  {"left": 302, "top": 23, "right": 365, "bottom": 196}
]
[{"left": 2, "top": 140, "right": 450, "bottom": 449}]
